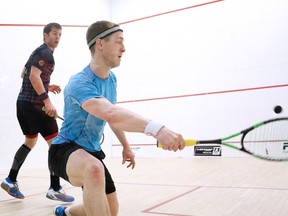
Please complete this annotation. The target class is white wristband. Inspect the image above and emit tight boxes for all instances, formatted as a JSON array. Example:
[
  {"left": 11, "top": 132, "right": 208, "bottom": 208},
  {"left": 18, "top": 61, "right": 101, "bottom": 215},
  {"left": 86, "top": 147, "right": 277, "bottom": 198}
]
[{"left": 144, "top": 121, "right": 164, "bottom": 137}]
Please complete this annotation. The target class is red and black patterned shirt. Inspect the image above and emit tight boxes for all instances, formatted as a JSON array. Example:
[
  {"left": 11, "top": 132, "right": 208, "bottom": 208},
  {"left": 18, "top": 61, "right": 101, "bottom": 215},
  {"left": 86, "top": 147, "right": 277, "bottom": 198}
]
[{"left": 17, "top": 43, "right": 55, "bottom": 104}]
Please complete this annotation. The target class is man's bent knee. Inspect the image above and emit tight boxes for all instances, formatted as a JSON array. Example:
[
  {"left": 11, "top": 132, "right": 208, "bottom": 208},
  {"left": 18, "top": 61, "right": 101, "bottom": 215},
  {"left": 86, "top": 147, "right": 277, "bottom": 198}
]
[{"left": 85, "top": 161, "right": 105, "bottom": 182}]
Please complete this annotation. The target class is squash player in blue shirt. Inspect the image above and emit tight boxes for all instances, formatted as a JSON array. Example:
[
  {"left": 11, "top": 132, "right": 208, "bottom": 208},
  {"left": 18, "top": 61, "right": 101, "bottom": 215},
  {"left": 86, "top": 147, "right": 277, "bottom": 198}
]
[{"left": 50, "top": 20, "right": 185, "bottom": 216}]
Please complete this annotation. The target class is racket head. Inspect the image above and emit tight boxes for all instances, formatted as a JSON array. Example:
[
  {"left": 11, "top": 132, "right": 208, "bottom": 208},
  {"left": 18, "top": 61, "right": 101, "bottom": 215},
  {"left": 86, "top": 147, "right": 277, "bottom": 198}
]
[{"left": 241, "top": 117, "right": 288, "bottom": 161}]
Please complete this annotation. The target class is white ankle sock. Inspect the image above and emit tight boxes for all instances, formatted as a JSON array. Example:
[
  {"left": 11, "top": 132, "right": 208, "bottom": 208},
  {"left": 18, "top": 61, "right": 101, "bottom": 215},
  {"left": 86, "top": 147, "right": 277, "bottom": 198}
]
[{"left": 65, "top": 207, "right": 72, "bottom": 216}]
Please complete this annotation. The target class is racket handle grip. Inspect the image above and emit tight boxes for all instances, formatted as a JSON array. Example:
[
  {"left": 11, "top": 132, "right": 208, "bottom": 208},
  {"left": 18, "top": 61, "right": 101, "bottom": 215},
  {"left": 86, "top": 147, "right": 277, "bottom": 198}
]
[
  {"left": 42, "top": 106, "right": 64, "bottom": 121},
  {"left": 157, "top": 139, "right": 197, "bottom": 148}
]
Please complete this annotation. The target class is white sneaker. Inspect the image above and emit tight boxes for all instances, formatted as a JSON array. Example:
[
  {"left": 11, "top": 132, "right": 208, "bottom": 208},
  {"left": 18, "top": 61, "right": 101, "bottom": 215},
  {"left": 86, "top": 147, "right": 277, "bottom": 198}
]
[
  {"left": 1, "top": 177, "right": 25, "bottom": 199},
  {"left": 46, "top": 186, "right": 74, "bottom": 202}
]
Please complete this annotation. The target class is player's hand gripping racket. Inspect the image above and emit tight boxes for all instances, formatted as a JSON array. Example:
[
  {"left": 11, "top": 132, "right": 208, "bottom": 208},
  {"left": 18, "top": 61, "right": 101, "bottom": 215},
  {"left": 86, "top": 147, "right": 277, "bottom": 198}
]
[
  {"left": 42, "top": 106, "right": 64, "bottom": 120},
  {"left": 157, "top": 117, "right": 288, "bottom": 161}
]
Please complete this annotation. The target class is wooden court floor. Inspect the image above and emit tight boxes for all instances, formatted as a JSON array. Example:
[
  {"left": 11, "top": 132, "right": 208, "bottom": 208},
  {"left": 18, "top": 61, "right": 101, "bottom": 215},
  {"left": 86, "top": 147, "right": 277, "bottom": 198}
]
[{"left": 1, "top": 157, "right": 288, "bottom": 216}]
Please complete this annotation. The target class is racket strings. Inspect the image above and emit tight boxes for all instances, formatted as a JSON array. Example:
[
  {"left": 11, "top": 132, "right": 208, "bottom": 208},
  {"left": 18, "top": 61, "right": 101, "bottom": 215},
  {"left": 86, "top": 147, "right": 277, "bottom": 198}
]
[{"left": 243, "top": 120, "right": 288, "bottom": 160}]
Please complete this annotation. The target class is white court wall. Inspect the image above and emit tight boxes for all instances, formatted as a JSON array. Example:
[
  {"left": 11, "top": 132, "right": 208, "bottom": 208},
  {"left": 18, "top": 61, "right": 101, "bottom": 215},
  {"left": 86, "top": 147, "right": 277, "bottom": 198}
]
[
  {"left": 109, "top": 0, "right": 288, "bottom": 157},
  {"left": 0, "top": 0, "right": 288, "bottom": 170},
  {"left": 0, "top": 0, "right": 111, "bottom": 170}
]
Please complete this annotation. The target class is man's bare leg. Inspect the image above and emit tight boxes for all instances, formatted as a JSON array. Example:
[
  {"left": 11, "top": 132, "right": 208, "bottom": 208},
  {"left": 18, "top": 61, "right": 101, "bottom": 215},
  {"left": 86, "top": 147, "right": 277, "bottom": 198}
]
[{"left": 66, "top": 149, "right": 111, "bottom": 216}]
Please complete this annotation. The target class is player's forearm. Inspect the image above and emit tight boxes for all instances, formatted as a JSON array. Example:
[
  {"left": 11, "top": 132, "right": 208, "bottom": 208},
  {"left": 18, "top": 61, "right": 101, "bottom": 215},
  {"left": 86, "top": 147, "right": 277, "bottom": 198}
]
[
  {"left": 109, "top": 124, "right": 130, "bottom": 149},
  {"left": 29, "top": 72, "right": 46, "bottom": 95},
  {"left": 106, "top": 108, "right": 149, "bottom": 133},
  {"left": 83, "top": 98, "right": 149, "bottom": 133}
]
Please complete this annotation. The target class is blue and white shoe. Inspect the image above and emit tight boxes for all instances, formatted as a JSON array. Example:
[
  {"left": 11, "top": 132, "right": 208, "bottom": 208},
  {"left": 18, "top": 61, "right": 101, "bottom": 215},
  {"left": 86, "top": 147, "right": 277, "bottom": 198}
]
[
  {"left": 46, "top": 186, "right": 74, "bottom": 202},
  {"left": 53, "top": 205, "right": 67, "bottom": 216},
  {"left": 1, "top": 177, "right": 25, "bottom": 199}
]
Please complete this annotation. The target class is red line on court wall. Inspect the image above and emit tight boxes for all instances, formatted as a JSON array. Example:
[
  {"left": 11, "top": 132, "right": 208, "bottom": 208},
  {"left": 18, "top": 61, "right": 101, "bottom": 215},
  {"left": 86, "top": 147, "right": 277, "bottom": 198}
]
[
  {"left": 120, "top": 0, "right": 224, "bottom": 25},
  {"left": 117, "top": 84, "right": 288, "bottom": 104},
  {"left": 0, "top": 0, "right": 223, "bottom": 27},
  {"left": 0, "top": 23, "right": 89, "bottom": 27},
  {"left": 112, "top": 143, "right": 153, "bottom": 147},
  {"left": 0, "top": 23, "right": 88, "bottom": 28},
  {"left": 1, "top": 0, "right": 283, "bottom": 106}
]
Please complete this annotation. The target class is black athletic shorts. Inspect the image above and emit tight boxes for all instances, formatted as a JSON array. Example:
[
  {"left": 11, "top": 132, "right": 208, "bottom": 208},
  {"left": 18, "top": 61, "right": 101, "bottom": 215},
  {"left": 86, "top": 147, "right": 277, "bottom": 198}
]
[
  {"left": 48, "top": 142, "right": 116, "bottom": 194},
  {"left": 17, "top": 100, "right": 58, "bottom": 140}
]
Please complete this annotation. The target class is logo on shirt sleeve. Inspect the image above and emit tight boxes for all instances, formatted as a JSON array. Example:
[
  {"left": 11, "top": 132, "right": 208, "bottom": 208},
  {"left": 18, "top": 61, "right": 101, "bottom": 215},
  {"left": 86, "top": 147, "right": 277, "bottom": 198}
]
[{"left": 38, "top": 60, "right": 45, "bottom": 66}]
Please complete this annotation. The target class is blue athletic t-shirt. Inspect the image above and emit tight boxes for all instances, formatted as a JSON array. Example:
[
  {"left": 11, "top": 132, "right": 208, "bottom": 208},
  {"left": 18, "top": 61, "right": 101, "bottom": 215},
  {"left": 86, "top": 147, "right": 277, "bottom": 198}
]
[{"left": 52, "top": 65, "right": 117, "bottom": 152}]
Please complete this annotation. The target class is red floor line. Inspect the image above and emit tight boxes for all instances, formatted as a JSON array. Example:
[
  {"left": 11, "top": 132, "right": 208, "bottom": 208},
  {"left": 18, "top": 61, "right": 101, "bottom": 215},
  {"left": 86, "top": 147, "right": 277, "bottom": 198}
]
[
  {"left": 116, "top": 181, "right": 288, "bottom": 191},
  {"left": 142, "top": 187, "right": 200, "bottom": 215},
  {"left": 140, "top": 182, "right": 288, "bottom": 215},
  {"left": 143, "top": 212, "right": 193, "bottom": 216}
]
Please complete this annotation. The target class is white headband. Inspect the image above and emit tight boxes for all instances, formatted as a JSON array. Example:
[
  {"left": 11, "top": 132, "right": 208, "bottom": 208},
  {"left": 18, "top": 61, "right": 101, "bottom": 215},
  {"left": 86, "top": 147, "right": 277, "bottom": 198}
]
[{"left": 87, "top": 26, "right": 123, "bottom": 48}]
